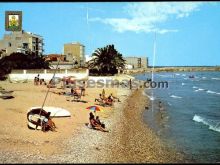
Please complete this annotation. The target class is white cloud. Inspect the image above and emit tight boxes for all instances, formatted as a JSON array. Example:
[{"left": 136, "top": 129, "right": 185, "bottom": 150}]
[{"left": 90, "top": 2, "right": 204, "bottom": 34}]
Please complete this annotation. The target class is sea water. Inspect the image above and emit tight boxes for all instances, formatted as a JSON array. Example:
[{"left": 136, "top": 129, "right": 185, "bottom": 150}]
[{"left": 135, "top": 71, "right": 220, "bottom": 163}]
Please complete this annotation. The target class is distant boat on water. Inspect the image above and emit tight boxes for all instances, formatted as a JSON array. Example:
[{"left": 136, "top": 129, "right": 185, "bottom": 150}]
[{"left": 189, "top": 75, "right": 195, "bottom": 78}]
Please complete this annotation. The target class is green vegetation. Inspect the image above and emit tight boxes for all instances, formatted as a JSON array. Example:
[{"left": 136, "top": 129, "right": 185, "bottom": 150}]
[
  {"left": 0, "top": 52, "right": 49, "bottom": 80},
  {"left": 88, "top": 44, "right": 125, "bottom": 76}
]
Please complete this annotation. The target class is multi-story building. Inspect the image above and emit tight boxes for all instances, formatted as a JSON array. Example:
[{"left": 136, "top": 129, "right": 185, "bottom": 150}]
[
  {"left": 63, "top": 42, "right": 85, "bottom": 67},
  {"left": 0, "top": 30, "right": 44, "bottom": 59},
  {"left": 124, "top": 57, "right": 148, "bottom": 69}
]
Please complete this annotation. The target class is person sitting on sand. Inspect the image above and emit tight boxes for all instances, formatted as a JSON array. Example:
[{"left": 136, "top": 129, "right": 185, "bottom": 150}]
[
  {"left": 34, "top": 77, "right": 37, "bottom": 85},
  {"left": 71, "top": 88, "right": 81, "bottom": 96},
  {"left": 107, "top": 95, "right": 113, "bottom": 102},
  {"left": 110, "top": 93, "right": 120, "bottom": 102},
  {"left": 104, "top": 97, "right": 113, "bottom": 106},
  {"left": 42, "top": 112, "right": 56, "bottom": 132},
  {"left": 36, "top": 74, "right": 40, "bottom": 85},
  {"left": 89, "top": 112, "right": 108, "bottom": 132},
  {"left": 96, "top": 116, "right": 105, "bottom": 129},
  {"left": 95, "top": 94, "right": 103, "bottom": 103},
  {"left": 39, "top": 79, "right": 43, "bottom": 85}
]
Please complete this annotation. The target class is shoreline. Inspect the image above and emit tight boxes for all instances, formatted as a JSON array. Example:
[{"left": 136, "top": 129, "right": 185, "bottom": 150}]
[
  {"left": 124, "top": 66, "right": 220, "bottom": 76},
  {"left": 101, "top": 88, "right": 187, "bottom": 163}
]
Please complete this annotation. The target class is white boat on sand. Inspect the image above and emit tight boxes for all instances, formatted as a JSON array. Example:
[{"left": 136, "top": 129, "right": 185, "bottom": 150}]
[{"left": 27, "top": 106, "right": 71, "bottom": 130}]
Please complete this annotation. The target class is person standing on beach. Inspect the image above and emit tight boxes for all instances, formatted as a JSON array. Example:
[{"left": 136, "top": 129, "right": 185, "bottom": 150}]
[
  {"left": 34, "top": 74, "right": 40, "bottom": 85},
  {"left": 80, "top": 81, "right": 86, "bottom": 96},
  {"left": 159, "top": 101, "right": 162, "bottom": 109},
  {"left": 158, "top": 101, "right": 165, "bottom": 120},
  {"left": 36, "top": 74, "right": 40, "bottom": 85}
]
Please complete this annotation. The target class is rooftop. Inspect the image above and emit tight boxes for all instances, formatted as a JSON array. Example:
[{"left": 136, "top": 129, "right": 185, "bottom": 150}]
[{"left": 64, "top": 42, "right": 84, "bottom": 46}]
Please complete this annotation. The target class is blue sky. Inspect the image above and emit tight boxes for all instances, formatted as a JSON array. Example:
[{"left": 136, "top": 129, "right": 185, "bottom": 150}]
[{"left": 0, "top": 2, "right": 220, "bottom": 66}]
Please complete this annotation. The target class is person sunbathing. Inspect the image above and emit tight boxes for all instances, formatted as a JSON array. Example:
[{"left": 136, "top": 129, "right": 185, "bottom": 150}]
[
  {"left": 104, "top": 97, "right": 113, "bottom": 106},
  {"left": 95, "top": 94, "right": 113, "bottom": 106},
  {"left": 89, "top": 112, "right": 108, "bottom": 132}
]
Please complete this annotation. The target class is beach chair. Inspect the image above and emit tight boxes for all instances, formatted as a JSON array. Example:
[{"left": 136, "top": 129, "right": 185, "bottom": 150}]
[
  {"left": 72, "top": 92, "right": 82, "bottom": 102},
  {"left": 66, "top": 91, "right": 82, "bottom": 102}
]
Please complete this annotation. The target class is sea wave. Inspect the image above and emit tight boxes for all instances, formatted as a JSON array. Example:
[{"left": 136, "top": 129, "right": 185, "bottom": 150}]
[
  {"left": 212, "top": 78, "right": 220, "bottom": 80},
  {"left": 158, "top": 75, "right": 172, "bottom": 77},
  {"left": 170, "top": 95, "right": 182, "bottom": 99},
  {"left": 206, "top": 90, "right": 217, "bottom": 94},
  {"left": 142, "top": 91, "right": 155, "bottom": 100},
  {"left": 182, "top": 83, "right": 185, "bottom": 86},
  {"left": 193, "top": 86, "right": 198, "bottom": 89},
  {"left": 193, "top": 114, "right": 220, "bottom": 133},
  {"left": 149, "top": 96, "right": 155, "bottom": 101},
  {"left": 198, "top": 88, "right": 205, "bottom": 91}
]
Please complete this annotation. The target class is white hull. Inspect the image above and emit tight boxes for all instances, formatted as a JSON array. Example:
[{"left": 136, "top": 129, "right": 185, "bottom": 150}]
[
  {"left": 27, "top": 107, "right": 71, "bottom": 130},
  {"left": 28, "top": 106, "right": 71, "bottom": 117},
  {"left": 28, "top": 121, "right": 42, "bottom": 130}
]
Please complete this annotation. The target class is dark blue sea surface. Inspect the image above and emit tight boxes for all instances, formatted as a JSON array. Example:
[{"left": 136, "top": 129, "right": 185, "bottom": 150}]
[{"left": 135, "top": 71, "right": 220, "bottom": 163}]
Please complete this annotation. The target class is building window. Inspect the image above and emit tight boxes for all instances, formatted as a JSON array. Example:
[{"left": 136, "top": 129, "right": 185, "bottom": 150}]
[
  {"left": 23, "top": 43, "right": 28, "bottom": 49},
  {"left": 137, "top": 58, "right": 141, "bottom": 68},
  {"left": 8, "top": 42, "right": 12, "bottom": 47}
]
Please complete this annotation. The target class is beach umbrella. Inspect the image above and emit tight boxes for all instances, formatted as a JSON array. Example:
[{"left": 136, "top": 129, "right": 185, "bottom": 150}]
[
  {"left": 86, "top": 105, "right": 101, "bottom": 117},
  {"left": 51, "top": 77, "right": 62, "bottom": 84},
  {"left": 62, "top": 76, "right": 76, "bottom": 83}
]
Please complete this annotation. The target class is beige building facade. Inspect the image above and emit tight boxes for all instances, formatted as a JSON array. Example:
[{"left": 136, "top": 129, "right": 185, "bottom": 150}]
[
  {"left": 124, "top": 57, "right": 148, "bottom": 69},
  {"left": 63, "top": 42, "right": 85, "bottom": 67},
  {"left": 0, "top": 30, "right": 44, "bottom": 59}
]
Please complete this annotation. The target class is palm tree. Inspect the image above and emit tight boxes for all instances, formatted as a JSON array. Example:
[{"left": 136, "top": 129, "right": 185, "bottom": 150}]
[{"left": 89, "top": 44, "right": 125, "bottom": 75}]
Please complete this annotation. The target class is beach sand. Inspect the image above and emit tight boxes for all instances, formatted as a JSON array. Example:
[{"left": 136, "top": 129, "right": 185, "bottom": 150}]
[{"left": 0, "top": 80, "right": 187, "bottom": 163}]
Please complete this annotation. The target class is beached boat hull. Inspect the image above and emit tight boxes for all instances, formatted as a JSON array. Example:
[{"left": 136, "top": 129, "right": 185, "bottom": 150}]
[
  {"left": 28, "top": 106, "right": 71, "bottom": 117},
  {"left": 27, "top": 108, "right": 48, "bottom": 130},
  {"left": 27, "top": 107, "right": 71, "bottom": 130}
]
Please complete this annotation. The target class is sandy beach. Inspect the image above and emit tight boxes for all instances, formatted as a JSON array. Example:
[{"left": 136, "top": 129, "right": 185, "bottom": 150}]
[{"left": 0, "top": 79, "right": 187, "bottom": 163}]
